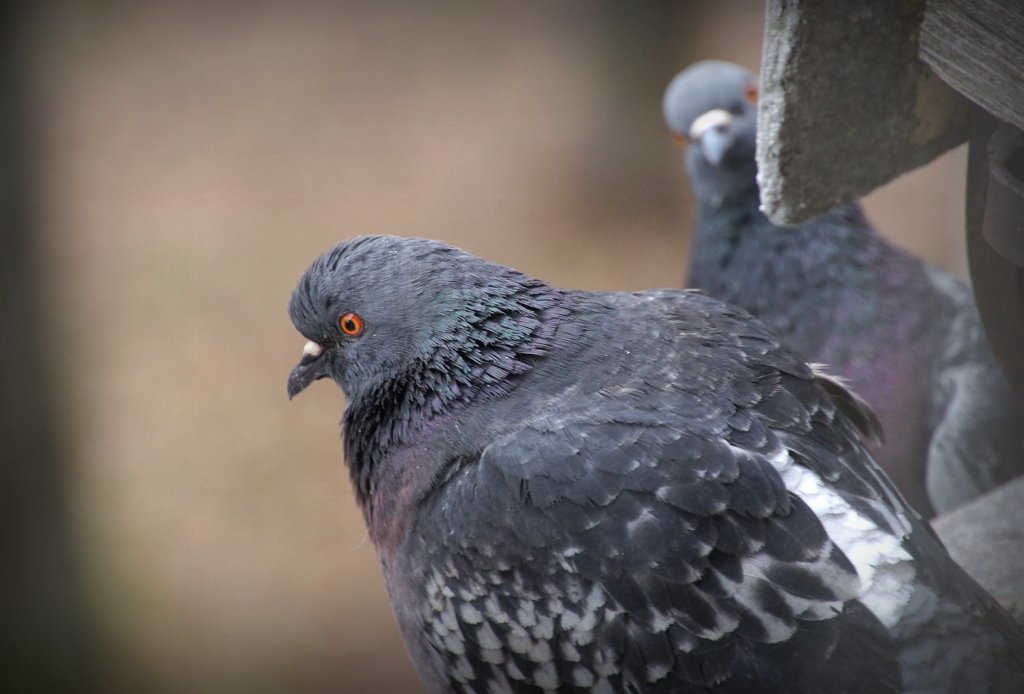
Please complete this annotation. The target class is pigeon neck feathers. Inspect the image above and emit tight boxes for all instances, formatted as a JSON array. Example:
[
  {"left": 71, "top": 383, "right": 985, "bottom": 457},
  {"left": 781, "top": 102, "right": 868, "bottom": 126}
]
[
  {"left": 686, "top": 123, "right": 759, "bottom": 212},
  {"left": 339, "top": 247, "right": 573, "bottom": 512}
]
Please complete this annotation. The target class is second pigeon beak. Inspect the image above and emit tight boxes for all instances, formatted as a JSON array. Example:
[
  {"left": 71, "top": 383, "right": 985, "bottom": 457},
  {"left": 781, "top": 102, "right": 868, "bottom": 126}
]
[{"left": 688, "top": 108, "right": 734, "bottom": 166}]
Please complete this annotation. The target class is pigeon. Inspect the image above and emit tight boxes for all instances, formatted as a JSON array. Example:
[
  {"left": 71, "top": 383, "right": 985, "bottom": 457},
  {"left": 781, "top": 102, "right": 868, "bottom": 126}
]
[
  {"left": 287, "top": 235, "right": 1024, "bottom": 693},
  {"left": 662, "top": 60, "right": 1024, "bottom": 518}
]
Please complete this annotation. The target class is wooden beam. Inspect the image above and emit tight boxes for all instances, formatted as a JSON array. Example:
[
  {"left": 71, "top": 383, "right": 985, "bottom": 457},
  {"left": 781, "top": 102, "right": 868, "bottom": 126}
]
[
  {"left": 758, "top": 0, "right": 968, "bottom": 225},
  {"left": 966, "top": 109, "right": 1024, "bottom": 400}
]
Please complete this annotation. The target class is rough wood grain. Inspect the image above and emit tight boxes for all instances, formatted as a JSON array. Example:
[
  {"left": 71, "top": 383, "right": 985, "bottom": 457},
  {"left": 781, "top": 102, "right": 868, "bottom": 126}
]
[{"left": 920, "top": 0, "right": 1024, "bottom": 134}]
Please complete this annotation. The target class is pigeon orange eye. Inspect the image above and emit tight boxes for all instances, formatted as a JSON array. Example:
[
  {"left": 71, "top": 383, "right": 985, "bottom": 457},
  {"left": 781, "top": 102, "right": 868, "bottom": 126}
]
[
  {"left": 339, "top": 312, "right": 365, "bottom": 336},
  {"left": 744, "top": 83, "right": 758, "bottom": 104}
]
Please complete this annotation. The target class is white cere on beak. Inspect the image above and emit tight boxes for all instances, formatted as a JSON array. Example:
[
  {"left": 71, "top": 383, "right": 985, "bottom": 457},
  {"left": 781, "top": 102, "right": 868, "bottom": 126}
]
[
  {"left": 689, "top": 108, "right": 734, "bottom": 142},
  {"left": 303, "top": 340, "right": 324, "bottom": 358}
]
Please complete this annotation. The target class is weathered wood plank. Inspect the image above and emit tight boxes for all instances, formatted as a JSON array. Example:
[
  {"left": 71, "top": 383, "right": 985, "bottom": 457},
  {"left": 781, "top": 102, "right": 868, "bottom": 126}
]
[
  {"left": 920, "top": 0, "right": 1024, "bottom": 134},
  {"left": 758, "top": 0, "right": 968, "bottom": 225},
  {"left": 933, "top": 474, "right": 1024, "bottom": 624}
]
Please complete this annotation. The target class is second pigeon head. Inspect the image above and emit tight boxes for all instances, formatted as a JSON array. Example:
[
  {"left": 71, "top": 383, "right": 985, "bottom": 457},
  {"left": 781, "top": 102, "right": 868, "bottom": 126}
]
[{"left": 662, "top": 60, "right": 759, "bottom": 203}]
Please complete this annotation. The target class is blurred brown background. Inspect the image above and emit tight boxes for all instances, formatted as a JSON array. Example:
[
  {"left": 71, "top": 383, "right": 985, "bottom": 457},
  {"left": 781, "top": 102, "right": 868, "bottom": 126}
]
[{"left": 6, "top": 1, "right": 968, "bottom": 692}]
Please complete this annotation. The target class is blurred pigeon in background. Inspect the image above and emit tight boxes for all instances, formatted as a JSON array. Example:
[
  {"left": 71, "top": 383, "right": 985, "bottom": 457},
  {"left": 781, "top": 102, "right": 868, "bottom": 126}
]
[
  {"left": 663, "top": 60, "right": 1024, "bottom": 518},
  {"left": 288, "top": 235, "right": 1024, "bottom": 693}
]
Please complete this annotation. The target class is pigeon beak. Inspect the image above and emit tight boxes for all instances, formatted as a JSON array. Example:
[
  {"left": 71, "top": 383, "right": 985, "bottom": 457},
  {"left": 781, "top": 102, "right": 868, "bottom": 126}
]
[
  {"left": 287, "top": 340, "right": 329, "bottom": 399},
  {"left": 689, "top": 108, "right": 734, "bottom": 166}
]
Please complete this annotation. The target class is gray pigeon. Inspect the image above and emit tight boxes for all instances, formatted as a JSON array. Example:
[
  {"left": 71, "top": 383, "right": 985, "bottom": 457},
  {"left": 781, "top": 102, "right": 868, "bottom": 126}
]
[
  {"left": 288, "top": 235, "right": 1024, "bottom": 693},
  {"left": 663, "top": 60, "right": 1024, "bottom": 518}
]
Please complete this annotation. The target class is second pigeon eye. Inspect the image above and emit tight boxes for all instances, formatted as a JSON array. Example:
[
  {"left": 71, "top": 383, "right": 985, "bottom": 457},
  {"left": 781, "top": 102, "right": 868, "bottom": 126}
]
[{"left": 339, "top": 312, "right": 365, "bottom": 336}]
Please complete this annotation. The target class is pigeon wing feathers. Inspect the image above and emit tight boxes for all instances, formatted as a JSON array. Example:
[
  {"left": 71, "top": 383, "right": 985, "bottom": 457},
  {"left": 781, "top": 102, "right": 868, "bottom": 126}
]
[{"left": 417, "top": 296, "right": 905, "bottom": 692}]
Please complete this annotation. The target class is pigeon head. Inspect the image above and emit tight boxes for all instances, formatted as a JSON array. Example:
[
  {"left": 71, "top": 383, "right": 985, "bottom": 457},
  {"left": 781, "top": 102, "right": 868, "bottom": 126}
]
[
  {"left": 663, "top": 60, "right": 759, "bottom": 203},
  {"left": 287, "top": 235, "right": 458, "bottom": 401},
  {"left": 287, "top": 235, "right": 570, "bottom": 462}
]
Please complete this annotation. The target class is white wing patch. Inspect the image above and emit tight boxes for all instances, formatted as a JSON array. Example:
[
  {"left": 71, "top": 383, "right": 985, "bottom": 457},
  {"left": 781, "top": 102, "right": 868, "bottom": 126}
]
[
  {"left": 734, "top": 550, "right": 848, "bottom": 643},
  {"left": 769, "top": 449, "right": 915, "bottom": 627}
]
